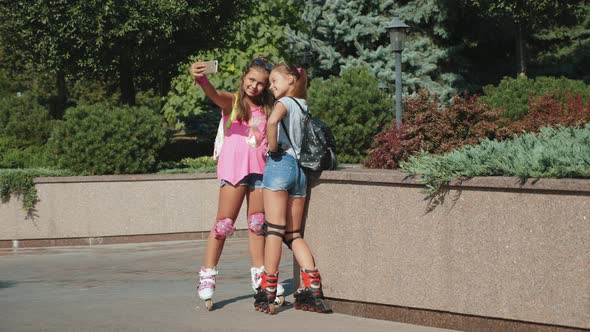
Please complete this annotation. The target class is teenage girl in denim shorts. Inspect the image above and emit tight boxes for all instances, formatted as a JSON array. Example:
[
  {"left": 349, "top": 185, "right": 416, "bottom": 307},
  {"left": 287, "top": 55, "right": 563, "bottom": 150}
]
[
  {"left": 189, "top": 57, "right": 284, "bottom": 310},
  {"left": 253, "top": 63, "right": 331, "bottom": 315}
]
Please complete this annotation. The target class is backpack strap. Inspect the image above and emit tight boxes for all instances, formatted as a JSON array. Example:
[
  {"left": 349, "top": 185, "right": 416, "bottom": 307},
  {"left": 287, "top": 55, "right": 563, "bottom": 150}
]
[
  {"left": 279, "top": 97, "right": 306, "bottom": 161},
  {"left": 225, "top": 93, "right": 239, "bottom": 129}
]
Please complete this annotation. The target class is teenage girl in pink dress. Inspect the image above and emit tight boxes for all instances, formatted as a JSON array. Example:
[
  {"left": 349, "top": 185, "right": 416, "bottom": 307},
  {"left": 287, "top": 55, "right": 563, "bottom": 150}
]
[{"left": 189, "top": 57, "right": 284, "bottom": 310}]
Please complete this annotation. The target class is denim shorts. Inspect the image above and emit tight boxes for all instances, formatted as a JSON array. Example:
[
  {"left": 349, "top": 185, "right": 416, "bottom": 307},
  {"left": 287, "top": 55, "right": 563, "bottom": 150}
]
[
  {"left": 220, "top": 173, "right": 263, "bottom": 189},
  {"left": 263, "top": 152, "right": 307, "bottom": 197}
]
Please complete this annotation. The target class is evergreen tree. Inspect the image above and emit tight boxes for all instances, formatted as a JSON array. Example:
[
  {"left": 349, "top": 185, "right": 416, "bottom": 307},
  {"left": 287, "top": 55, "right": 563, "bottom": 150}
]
[
  {"left": 290, "top": 0, "right": 461, "bottom": 100},
  {"left": 528, "top": 2, "right": 590, "bottom": 82},
  {"left": 466, "top": 0, "right": 584, "bottom": 78}
]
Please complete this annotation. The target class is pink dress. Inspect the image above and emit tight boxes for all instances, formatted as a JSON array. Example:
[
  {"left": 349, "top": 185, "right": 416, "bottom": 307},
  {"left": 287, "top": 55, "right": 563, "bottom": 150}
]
[{"left": 216, "top": 106, "right": 268, "bottom": 185}]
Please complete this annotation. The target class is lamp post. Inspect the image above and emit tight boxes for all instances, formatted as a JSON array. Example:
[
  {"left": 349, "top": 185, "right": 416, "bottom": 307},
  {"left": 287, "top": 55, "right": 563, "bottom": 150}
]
[
  {"left": 385, "top": 18, "right": 410, "bottom": 128},
  {"left": 288, "top": 34, "right": 296, "bottom": 61}
]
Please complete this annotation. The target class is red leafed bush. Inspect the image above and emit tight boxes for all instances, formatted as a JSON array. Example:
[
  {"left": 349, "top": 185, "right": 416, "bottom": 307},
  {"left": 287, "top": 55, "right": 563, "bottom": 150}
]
[
  {"left": 364, "top": 90, "right": 504, "bottom": 169},
  {"left": 497, "top": 93, "right": 590, "bottom": 140}
]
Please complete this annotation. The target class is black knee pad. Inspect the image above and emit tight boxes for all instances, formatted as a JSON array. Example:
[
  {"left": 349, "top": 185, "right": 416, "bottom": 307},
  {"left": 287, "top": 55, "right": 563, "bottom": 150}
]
[
  {"left": 283, "top": 230, "right": 302, "bottom": 250},
  {"left": 263, "top": 221, "right": 285, "bottom": 239}
]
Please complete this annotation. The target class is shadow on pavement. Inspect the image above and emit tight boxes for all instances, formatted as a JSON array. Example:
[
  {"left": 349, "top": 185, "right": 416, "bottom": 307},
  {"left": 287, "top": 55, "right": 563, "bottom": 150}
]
[{"left": 0, "top": 280, "right": 18, "bottom": 289}]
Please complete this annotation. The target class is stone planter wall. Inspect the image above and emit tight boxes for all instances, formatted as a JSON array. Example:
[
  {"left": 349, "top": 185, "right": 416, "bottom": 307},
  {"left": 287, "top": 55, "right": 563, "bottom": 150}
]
[{"left": 1, "top": 168, "right": 588, "bottom": 331}]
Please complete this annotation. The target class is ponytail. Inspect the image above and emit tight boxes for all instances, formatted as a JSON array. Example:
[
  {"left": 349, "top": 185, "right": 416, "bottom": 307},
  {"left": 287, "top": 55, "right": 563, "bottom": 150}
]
[{"left": 272, "top": 63, "right": 308, "bottom": 99}]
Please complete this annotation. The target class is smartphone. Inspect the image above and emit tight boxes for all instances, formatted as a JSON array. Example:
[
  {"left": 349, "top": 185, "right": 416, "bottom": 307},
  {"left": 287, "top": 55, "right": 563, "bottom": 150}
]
[{"left": 203, "top": 60, "right": 218, "bottom": 74}]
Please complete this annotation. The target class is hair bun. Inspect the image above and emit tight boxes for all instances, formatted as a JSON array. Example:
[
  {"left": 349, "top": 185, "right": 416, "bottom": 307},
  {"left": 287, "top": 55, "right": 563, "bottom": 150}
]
[{"left": 257, "top": 55, "right": 269, "bottom": 62}]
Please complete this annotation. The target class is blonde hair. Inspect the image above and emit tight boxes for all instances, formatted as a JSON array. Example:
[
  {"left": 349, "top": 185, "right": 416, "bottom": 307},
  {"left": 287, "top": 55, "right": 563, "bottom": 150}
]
[
  {"left": 235, "top": 56, "right": 273, "bottom": 121},
  {"left": 272, "top": 63, "right": 308, "bottom": 99}
]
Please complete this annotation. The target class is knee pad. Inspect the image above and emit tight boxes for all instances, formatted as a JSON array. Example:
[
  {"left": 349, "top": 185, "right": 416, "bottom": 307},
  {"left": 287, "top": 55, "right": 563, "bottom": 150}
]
[
  {"left": 213, "top": 217, "right": 235, "bottom": 240},
  {"left": 263, "top": 221, "right": 286, "bottom": 239},
  {"left": 247, "top": 213, "right": 265, "bottom": 236},
  {"left": 284, "top": 230, "right": 302, "bottom": 250}
]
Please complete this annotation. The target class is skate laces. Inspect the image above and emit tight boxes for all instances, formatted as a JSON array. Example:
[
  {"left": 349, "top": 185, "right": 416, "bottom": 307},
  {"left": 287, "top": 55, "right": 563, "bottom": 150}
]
[
  {"left": 198, "top": 267, "right": 218, "bottom": 290},
  {"left": 251, "top": 266, "right": 263, "bottom": 289},
  {"left": 301, "top": 269, "right": 322, "bottom": 290},
  {"left": 261, "top": 272, "right": 278, "bottom": 292}
]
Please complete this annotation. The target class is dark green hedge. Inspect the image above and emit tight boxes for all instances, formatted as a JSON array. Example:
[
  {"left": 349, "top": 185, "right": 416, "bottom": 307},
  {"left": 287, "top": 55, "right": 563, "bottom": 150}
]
[{"left": 49, "top": 104, "right": 167, "bottom": 175}]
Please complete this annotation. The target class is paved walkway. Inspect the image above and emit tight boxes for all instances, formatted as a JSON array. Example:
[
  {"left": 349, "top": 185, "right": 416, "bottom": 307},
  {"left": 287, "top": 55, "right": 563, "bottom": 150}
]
[{"left": 0, "top": 239, "right": 456, "bottom": 332}]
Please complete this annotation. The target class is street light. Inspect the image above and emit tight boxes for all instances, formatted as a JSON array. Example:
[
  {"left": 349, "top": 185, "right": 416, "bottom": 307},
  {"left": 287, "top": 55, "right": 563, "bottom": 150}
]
[
  {"left": 288, "top": 34, "right": 296, "bottom": 61},
  {"left": 385, "top": 18, "right": 410, "bottom": 128}
]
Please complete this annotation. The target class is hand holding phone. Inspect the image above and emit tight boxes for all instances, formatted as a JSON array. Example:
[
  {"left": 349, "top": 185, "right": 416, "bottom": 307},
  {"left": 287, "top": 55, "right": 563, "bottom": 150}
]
[{"left": 203, "top": 60, "right": 218, "bottom": 74}]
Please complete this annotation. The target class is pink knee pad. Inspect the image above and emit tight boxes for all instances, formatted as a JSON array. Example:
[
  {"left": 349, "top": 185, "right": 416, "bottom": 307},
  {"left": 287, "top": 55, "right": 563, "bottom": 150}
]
[
  {"left": 247, "top": 213, "right": 265, "bottom": 236},
  {"left": 213, "top": 218, "right": 235, "bottom": 240}
]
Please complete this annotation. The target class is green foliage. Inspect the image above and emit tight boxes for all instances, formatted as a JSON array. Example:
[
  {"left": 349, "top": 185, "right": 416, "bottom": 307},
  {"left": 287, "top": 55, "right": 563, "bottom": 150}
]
[
  {"left": 0, "top": 139, "right": 55, "bottom": 169},
  {"left": 157, "top": 156, "right": 217, "bottom": 174},
  {"left": 480, "top": 76, "right": 590, "bottom": 119},
  {"left": 464, "top": 0, "right": 585, "bottom": 77},
  {"left": 68, "top": 79, "right": 120, "bottom": 107},
  {"left": 49, "top": 104, "right": 166, "bottom": 175},
  {"left": 292, "top": 0, "right": 460, "bottom": 99},
  {"left": 162, "top": 1, "right": 302, "bottom": 140},
  {"left": 400, "top": 124, "right": 590, "bottom": 194},
  {"left": 0, "top": 68, "right": 11, "bottom": 99},
  {"left": 529, "top": 3, "right": 590, "bottom": 81},
  {"left": 308, "top": 66, "right": 391, "bottom": 163},
  {"left": 0, "top": 0, "right": 250, "bottom": 104},
  {"left": 468, "top": 0, "right": 580, "bottom": 26},
  {"left": 0, "top": 168, "right": 72, "bottom": 212},
  {"left": 0, "top": 94, "right": 53, "bottom": 147}
]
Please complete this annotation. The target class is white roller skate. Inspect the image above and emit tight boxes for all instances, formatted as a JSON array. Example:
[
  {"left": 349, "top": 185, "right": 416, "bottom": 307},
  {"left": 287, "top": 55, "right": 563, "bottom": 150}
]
[
  {"left": 251, "top": 266, "right": 285, "bottom": 306},
  {"left": 197, "top": 266, "right": 218, "bottom": 311}
]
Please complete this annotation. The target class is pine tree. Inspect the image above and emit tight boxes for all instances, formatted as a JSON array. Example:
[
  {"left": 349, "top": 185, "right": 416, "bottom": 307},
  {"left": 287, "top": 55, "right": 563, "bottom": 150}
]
[
  {"left": 290, "top": 0, "right": 461, "bottom": 100},
  {"left": 465, "top": 0, "right": 585, "bottom": 78}
]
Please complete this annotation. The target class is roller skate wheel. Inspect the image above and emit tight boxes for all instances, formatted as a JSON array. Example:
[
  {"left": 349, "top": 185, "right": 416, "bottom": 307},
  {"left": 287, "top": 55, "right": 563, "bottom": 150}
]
[
  {"left": 274, "top": 295, "right": 285, "bottom": 306},
  {"left": 205, "top": 299, "right": 213, "bottom": 311},
  {"left": 268, "top": 303, "right": 276, "bottom": 315}
]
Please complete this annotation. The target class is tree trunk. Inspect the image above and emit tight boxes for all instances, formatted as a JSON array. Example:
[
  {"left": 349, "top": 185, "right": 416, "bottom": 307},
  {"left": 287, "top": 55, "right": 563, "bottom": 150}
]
[
  {"left": 159, "top": 69, "right": 170, "bottom": 99},
  {"left": 53, "top": 70, "right": 67, "bottom": 118},
  {"left": 119, "top": 53, "right": 136, "bottom": 106},
  {"left": 516, "top": 22, "right": 527, "bottom": 78}
]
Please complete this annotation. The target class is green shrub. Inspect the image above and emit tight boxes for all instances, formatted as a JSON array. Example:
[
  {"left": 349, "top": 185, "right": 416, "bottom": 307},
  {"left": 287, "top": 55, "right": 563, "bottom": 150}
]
[
  {"left": 0, "top": 93, "right": 52, "bottom": 147},
  {"left": 0, "top": 168, "right": 72, "bottom": 212},
  {"left": 69, "top": 79, "right": 120, "bottom": 107},
  {"left": 480, "top": 76, "right": 590, "bottom": 120},
  {"left": 0, "top": 142, "right": 55, "bottom": 169},
  {"left": 49, "top": 104, "right": 167, "bottom": 175},
  {"left": 157, "top": 156, "right": 216, "bottom": 174},
  {"left": 400, "top": 124, "right": 590, "bottom": 194},
  {"left": 308, "top": 66, "right": 391, "bottom": 163}
]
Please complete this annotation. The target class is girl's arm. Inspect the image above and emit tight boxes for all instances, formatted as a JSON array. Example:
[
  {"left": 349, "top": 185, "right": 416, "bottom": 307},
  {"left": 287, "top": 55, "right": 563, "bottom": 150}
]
[
  {"left": 266, "top": 102, "right": 288, "bottom": 152},
  {"left": 189, "top": 61, "right": 234, "bottom": 115}
]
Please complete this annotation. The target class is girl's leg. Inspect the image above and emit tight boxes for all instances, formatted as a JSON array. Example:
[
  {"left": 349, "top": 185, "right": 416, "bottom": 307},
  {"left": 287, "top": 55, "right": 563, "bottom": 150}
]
[
  {"left": 203, "top": 184, "right": 247, "bottom": 268},
  {"left": 245, "top": 188, "right": 265, "bottom": 267},
  {"left": 286, "top": 196, "right": 332, "bottom": 313},
  {"left": 254, "top": 188, "right": 288, "bottom": 314},
  {"left": 261, "top": 189, "right": 289, "bottom": 274},
  {"left": 285, "top": 196, "right": 315, "bottom": 270},
  {"left": 198, "top": 184, "right": 247, "bottom": 309}
]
